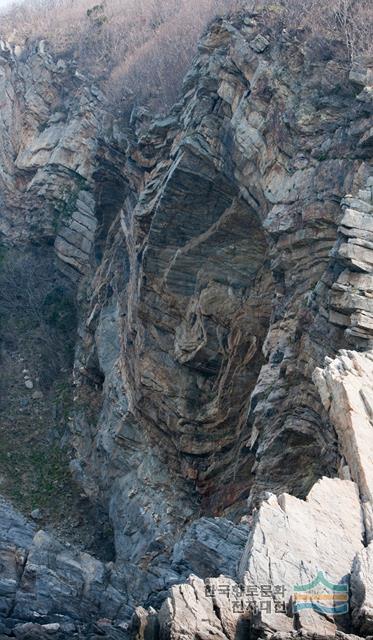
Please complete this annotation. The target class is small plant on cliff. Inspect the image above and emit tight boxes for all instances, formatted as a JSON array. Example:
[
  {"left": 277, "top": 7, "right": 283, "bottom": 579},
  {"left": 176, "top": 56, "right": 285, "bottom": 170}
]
[
  {"left": 53, "top": 185, "right": 80, "bottom": 233},
  {"left": 87, "top": 2, "right": 108, "bottom": 27}
]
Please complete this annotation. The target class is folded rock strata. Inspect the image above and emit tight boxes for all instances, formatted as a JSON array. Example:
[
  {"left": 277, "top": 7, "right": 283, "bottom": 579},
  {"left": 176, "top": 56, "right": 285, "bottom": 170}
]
[
  {"left": 69, "top": 24, "right": 373, "bottom": 612},
  {"left": 133, "top": 477, "right": 365, "bottom": 639},
  {"left": 71, "top": 17, "right": 373, "bottom": 615},
  {"left": 0, "top": 6, "right": 373, "bottom": 640}
]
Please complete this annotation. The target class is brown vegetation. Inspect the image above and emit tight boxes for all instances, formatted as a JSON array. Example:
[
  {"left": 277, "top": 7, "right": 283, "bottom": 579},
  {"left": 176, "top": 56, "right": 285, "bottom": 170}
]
[
  {"left": 279, "top": 0, "right": 373, "bottom": 62},
  {"left": 0, "top": 0, "right": 372, "bottom": 109},
  {"left": 0, "top": 247, "right": 76, "bottom": 387}
]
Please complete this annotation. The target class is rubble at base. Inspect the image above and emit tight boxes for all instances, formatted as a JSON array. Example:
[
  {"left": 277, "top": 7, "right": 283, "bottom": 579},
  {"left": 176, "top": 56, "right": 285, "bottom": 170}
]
[{"left": 0, "top": 6, "right": 373, "bottom": 640}]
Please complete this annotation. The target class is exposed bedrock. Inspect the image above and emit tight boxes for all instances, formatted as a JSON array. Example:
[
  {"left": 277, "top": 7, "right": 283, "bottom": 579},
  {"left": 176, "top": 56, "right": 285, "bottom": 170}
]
[
  {"left": 314, "top": 350, "right": 373, "bottom": 541},
  {"left": 71, "top": 13, "right": 373, "bottom": 610},
  {"left": 0, "top": 6, "right": 373, "bottom": 638}
]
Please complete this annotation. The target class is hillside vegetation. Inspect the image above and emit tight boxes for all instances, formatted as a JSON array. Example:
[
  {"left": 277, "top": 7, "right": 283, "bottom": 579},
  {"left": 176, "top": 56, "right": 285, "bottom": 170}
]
[{"left": 1, "top": 0, "right": 372, "bottom": 111}]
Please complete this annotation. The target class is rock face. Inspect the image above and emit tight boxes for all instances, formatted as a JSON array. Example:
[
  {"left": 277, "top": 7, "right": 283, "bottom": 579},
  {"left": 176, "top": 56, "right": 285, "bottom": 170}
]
[
  {"left": 314, "top": 351, "right": 373, "bottom": 541},
  {"left": 158, "top": 575, "right": 249, "bottom": 640},
  {"left": 0, "top": 6, "right": 373, "bottom": 640},
  {"left": 131, "top": 478, "right": 365, "bottom": 640},
  {"left": 71, "top": 12, "right": 373, "bottom": 613},
  {"left": 240, "top": 477, "right": 364, "bottom": 593},
  {"left": 0, "top": 498, "right": 35, "bottom": 619},
  {"left": 329, "top": 189, "right": 373, "bottom": 342},
  {"left": 0, "top": 498, "right": 130, "bottom": 638},
  {"left": 351, "top": 543, "right": 373, "bottom": 636},
  {"left": 0, "top": 38, "right": 124, "bottom": 279},
  {"left": 170, "top": 517, "right": 249, "bottom": 579}
]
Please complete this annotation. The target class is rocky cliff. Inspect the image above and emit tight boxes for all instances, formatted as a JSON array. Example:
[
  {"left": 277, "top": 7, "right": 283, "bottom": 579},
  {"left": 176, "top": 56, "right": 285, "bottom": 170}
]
[{"left": 0, "top": 7, "right": 372, "bottom": 640}]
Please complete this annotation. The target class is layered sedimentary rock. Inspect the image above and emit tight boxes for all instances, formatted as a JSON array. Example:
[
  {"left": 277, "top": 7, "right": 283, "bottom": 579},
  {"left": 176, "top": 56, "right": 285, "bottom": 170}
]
[
  {"left": 0, "top": 5, "right": 373, "bottom": 640},
  {"left": 0, "top": 498, "right": 129, "bottom": 638},
  {"left": 139, "top": 477, "right": 364, "bottom": 639},
  {"left": 328, "top": 188, "right": 373, "bottom": 342},
  {"left": 0, "top": 37, "right": 124, "bottom": 279},
  {"left": 70, "top": 10, "right": 373, "bottom": 613}
]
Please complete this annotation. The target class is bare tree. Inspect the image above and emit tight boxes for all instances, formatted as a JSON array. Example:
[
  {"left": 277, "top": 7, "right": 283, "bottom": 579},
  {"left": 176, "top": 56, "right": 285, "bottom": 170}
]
[
  {"left": 0, "top": 0, "right": 371, "bottom": 109},
  {"left": 0, "top": 249, "right": 77, "bottom": 387}
]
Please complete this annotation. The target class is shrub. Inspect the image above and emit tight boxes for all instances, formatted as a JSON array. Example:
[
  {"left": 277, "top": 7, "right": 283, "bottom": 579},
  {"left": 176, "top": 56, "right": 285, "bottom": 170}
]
[
  {"left": 278, "top": 0, "right": 373, "bottom": 61},
  {"left": 0, "top": 0, "right": 371, "bottom": 110},
  {"left": 0, "top": 248, "right": 77, "bottom": 387}
]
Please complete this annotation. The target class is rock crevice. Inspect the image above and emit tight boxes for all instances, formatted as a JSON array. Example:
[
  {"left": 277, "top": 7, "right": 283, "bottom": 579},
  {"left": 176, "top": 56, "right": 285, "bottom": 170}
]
[{"left": 0, "top": 8, "right": 372, "bottom": 640}]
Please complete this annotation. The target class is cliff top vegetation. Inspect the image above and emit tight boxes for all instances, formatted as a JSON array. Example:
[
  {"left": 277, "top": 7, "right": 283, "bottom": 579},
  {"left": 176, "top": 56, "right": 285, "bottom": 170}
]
[{"left": 1, "top": 0, "right": 372, "bottom": 108}]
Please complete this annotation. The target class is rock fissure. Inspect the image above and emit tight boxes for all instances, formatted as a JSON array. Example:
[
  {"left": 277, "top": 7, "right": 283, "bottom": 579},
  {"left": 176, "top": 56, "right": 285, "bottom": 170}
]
[{"left": 0, "top": 7, "right": 372, "bottom": 640}]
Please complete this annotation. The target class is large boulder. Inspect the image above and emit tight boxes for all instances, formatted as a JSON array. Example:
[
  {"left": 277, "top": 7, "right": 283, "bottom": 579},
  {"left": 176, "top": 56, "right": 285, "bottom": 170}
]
[
  {"left": 158, "top": 575, "right": 250, "bottom": 640},
  {"left": 240, "top": 477, "right": 364, "bottom": 591},
  {"left": 314, "top": 351, "right": 373, "bottom": 540},
  {"left": 239, "top": 477, "right": 364, "bottom": 635}
]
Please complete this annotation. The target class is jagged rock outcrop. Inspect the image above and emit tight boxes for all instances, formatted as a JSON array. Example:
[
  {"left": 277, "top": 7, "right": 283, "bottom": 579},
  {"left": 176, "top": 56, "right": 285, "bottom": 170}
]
[
  {"left": 170, "top": 517, "right": 248, "bottom": 579},
  {"left": 0, "top": 5, "right": 373, "bottom": 640},
  {"left": 0, "top": 498, "right": 129, "bottom": 638},
  {"left": 314, "top": 351, "right": 373, "bottom": 541},
  {"left": 0, "top": 37, "right": 124, "bottom": 279},
  {"left": 134, "top": 477, "right": 364, "bottom": 639},
  {"left": 158, "top": 575, "right": 249, "bottom": 640},
  {"left": 0, "top": 498, "right": 35, "bottom": 620},
  {"left": 69, "top": 9, "right": 373, "bottom": 614},
  {"left": 240, "top": 477, "right": 363, "bottom": 595},
  {"left": 329, "top": 188, "right": 373, "bottom": 342}
]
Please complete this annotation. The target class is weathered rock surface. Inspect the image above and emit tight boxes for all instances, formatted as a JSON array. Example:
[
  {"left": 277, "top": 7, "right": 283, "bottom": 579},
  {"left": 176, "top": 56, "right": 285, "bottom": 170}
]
[
  {"left": 314, "top": 351, "right": 373, "bottom": 540},
  {"left": 329, "top": 186, "right": 373, "bottom": 343},
  {"left": 0, "top": 498, "right": 131, "bottom": 637},
  {"left": 13, "top": 529, "right": 125, "bottom": 623},
  {"left": 171, "top": 517, "right": 249, "bottom": 579},
  {"left": 240, "top": 476, "right": 363, "bottom": 639},
  {"left": 351, "top": 542, "right": 373, "bottom": 635},
  {"left": 132, "top": 478, "right": 364, "bottom": 639},
  {"left": 0, "top": 498, "right": 35, "bottom": 619},
  {"left": 0, "top": 38, "right": 123, "bottom": 279},
  {"left": 0, "top": 6, "right": 373, "bottom": 640},
  {"left": 240, "top": 477, "right": 364, "bottom": 592},
  {"left": 158, "top": 575, "right": 249, "bottom": 640},
  {"left": 69, "top": 13, "right": 373, "bottom": 616}
]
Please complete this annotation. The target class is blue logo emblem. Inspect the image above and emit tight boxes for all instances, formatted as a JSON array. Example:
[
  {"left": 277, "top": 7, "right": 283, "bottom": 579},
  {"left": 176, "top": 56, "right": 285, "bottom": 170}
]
[{"left": 293, "top": 571, "right": 349, "bottom": 615}]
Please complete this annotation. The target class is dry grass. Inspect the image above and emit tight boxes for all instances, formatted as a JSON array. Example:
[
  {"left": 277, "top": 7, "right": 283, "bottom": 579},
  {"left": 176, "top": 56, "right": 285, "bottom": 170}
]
[
  {"left": 0, "top": 0, "right": 235, "bottom": 107},
  {"left": 278, "top": 0, "right": 373, "bottom": 61},
  {"left": 0, "top": 0, "right": 372, "bottom": 110}
]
